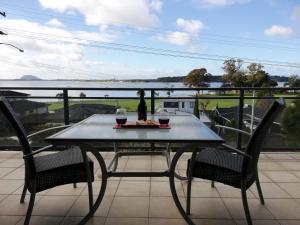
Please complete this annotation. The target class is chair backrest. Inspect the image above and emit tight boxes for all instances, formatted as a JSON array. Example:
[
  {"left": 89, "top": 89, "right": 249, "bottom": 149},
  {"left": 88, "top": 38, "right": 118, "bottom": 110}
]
[
  {"left": 242, "top": 99, "right": 285, "bottom": 179},
  {"left": 0, "top": 97, "right": 35, "bottom": 173}
]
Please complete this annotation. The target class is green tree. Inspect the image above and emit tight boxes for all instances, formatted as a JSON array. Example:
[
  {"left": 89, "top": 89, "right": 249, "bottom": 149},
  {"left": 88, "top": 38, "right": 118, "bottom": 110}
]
[
  {"left": 193, "top": 97, "right": 200, "bottom": 119},
  {"left": 79, "top": 92, "right": 86, "bottom": 98},
  {"left": 246, "top": 63, "right": 277, "bottom": 87},
  {"left": 285, "top": 75, "right": 300, "bottom": 93},
  {"left": 184, "top": 68, "right": 211, "bottom": 93},
  {"left": 222, "top": 58, "right": 246, "bottom": 87},
  {"left": 282, "top": 98, "right": 300, "bottom": 146}
]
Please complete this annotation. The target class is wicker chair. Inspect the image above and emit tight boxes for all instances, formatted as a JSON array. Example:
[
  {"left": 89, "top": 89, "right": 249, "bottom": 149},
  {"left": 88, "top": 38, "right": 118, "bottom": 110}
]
[
  {"left": 0, "top": 97, "right": 94, "bottom": 225},
  {"left": 186, "top": 99, "right": 285, "bottom": 225}
]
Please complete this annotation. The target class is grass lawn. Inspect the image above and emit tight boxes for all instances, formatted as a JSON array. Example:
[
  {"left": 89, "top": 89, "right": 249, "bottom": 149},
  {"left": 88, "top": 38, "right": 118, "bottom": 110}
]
[{"left": 47, "top": 94, "right": 296, "bottom": 112}]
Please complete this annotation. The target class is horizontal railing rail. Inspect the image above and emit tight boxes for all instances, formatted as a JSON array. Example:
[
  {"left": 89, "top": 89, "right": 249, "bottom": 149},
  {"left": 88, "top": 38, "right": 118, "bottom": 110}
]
[{"left": 1, "top": 86, "right": 300, "bottom": 151}]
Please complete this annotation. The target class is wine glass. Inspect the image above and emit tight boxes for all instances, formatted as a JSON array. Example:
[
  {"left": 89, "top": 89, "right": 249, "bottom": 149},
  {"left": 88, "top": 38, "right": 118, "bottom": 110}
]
[
  {"left": 158, "top": 109, "right": 170, "bottom": 126},
  {"left": 116, "top": 108, "right": 127, "bottom": 125}
]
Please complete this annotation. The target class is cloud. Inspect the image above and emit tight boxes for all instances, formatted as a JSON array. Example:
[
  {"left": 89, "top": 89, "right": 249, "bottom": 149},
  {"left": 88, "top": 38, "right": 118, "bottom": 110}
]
[
  {"left": 264, "top": 25, "right": 296, "bottom": 38},
  {"left": 176, "top": 18, "right": 204, "bottom": 33},
  {"left": 0, "top": 19, "right": 118, "bottom": 80},
  {"left": 45, "top": 18, "right": 64, "bottom": 28},
  {"left": 292, "top": 5, "right": 300, "bottom": 24},
  {"left": 155, "top": 18, "right": 204, "bottom": 51},
  {"left": 38, "top": 0, "right": 163, "bottom": 29},
  {"left": 193, "top": 0, "right": 250, "bottom": 7}
]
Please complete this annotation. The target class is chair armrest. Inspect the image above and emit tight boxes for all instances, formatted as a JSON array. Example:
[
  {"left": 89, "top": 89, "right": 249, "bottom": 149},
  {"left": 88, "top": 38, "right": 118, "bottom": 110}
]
[
  {"left": 27, "top": 125, "right": 71, "bottom": 138},
  {"left": 23, "top": 145, "right": 54, "bottom": 159},
  {"left": 215, "top": 125, "right": 251, "bottom": 136},
  {"left": 221, "top": 143, "right": 252, "bottom": 159}
]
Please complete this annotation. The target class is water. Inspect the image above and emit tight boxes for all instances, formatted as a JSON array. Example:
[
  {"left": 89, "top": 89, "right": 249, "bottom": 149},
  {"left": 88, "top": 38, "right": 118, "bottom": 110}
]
[{"left": 0, "top": 80, "right": 285, "bottom": 102}]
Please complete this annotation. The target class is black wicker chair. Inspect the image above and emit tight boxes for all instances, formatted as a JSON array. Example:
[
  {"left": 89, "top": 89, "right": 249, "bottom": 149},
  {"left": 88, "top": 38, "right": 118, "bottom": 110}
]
[
  {"left": 0, "top": 97, "right": 94, "bottom": 225},
  {"left": 186, "top": 99, "right": 285, "bottom": 225}
]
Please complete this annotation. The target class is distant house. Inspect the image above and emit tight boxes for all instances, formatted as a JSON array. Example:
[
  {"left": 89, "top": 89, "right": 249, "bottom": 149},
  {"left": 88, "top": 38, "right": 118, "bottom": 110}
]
[
  {"left": 0, "top": 90, "right": 29, "bottom": 101},
  {"left": 52, "top": 103, "right": 117, "bottom": 122},
  {"left": 10, "top": 100, "right": 48, "bottom": 116},
  {"left": 157, "top": 99, "right": 195, "bottom": 114}
]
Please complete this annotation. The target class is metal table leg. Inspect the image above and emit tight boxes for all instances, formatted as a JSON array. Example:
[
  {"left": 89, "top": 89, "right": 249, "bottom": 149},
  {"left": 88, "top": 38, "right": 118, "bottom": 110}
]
[
  {"left": 169, "top": 145, "right": 197, "bottom": 225},
  {"left": 78, "top": 146, "right": 108, "bottom": 225}
]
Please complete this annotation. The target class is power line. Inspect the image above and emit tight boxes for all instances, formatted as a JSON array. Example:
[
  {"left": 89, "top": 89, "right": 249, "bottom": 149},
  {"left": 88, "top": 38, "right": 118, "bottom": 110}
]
[
  {"left": 2, "top": 27, "right": 300, "bottom": 69},
  {"left": 2, "top": 2, "right": 300, "bottom": 52}
]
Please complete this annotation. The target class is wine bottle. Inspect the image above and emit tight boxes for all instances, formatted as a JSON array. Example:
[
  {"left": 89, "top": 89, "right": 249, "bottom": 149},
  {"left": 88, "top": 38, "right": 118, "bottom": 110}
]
[{"left": 137, "top": 89, "right": 147, "bottom": 121}]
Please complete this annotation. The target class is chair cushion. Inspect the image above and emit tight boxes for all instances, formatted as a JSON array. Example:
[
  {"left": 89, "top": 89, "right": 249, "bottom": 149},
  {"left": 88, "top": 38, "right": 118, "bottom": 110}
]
[
  {"left": 29, "top": 147, "right": 94, "bottom": 192},
  {"left": 188, "top": 148, "right": 252, "bottom": 188}
]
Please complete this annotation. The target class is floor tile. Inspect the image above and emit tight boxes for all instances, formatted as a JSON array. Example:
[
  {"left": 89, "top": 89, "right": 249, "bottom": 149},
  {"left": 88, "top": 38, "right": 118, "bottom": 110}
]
[
  {"left": 0, "top": 195, "right": 41, "bottom": 215},
  {"left": 0, "top": 216, "right": 22, "bottom": 225},
  {"left": 0, "top": 180, "right": 23, "bottom": 194},
  {"left": 190, "top": 198, "right": 232, "bottom": 219},
  {"left": 149, "top": 196, "right": 185, "bottom": 218},
  {"left": 149, "top": 218, "right": 186, "bottom": 225},
  {"left": 266, "top": 199, "right": 300, "bottom": 219},
  {"left": 46, "top": 183, "right": 85, "bottom": 196},
  {"left": 105, "top": 217, "right": 148, "bottom": 225},
  {"left": 266, "top": 154, "right": 294, "bottom": 160},
  {"left": 277, "top": 183, "right": 300, "bottom": 198},
  {"left": 183, "top": 181, "right": 220, "bottom": 198},
  {"left": 278, "top": 220, "right": 300, "bottom": 225},
  {"left": 193, "top": 219, "right": 237, "bottom": 225},
  {"left": 125, "top": 159, "right": 151, "bottom": 170},
  {"left": 116, "top": 181, "right": 150, "bottom": 196},
  {"left": 250, "top": 183, "right": 291, "bottom": 199},
  {"left": 223, "top": 198, "right": 274, "bottom": 219},
  {"left": 32, "top": 195, "right": 77, "bottom": 216},
  {"left": 16, "top": 216, "right": 63, "bottom": 225},
  {"left": 151, "top": 181, "right": 184, "bottom": 197},
  {"left": 109, "top": 197, "right": 149, "bottom": 218},
  {"left": 235, "top": 219, "right": 280, "bottom": 225},
  {"left": 0, "top": 168, "right": 17, "bottom": 178},
  {"left": 68, "top": 196, "right": 113, "bottom": 217},
  {"left": 264, "top": 171, "right": 300, "bottom": 182},
  {"left": 61, "top": 216, "right": 105, "bottom": 225},
  {"left": 216, "top": 183, "right": 255, "bottom": 198},
  {"left": 2, "top": 168, "right": 24, "bottom": 180},
  {"left": 82, "top": 180, "right": 119, "bottom": 196},
  {"left": 278, "top": 162, "right": 300, "bottom": 171},
  {"left": 258, "top": 162, "right": 283, "bottom": 171}
]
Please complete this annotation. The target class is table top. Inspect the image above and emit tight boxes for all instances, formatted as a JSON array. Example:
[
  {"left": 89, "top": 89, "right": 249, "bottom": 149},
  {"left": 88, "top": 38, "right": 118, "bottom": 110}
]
[{"left": 46, "top": 114, "right": 224, "bottom": 145}]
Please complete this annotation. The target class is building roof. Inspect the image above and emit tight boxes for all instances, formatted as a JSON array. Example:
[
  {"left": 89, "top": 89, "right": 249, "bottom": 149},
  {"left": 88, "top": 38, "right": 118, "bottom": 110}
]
[
  {"left": 54, "top": 103, "right": 117, "bottom": 122},
  {"left": 10, "top": 100, "right": 47, "bottom": 115},
  {"left": 0, "top": 90, "right": 30, "bottom": 97}
]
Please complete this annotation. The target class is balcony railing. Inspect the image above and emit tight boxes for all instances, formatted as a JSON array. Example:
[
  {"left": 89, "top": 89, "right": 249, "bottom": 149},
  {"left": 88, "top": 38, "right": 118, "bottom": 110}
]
[{"left": 0, "top": 86, "right": 300, "bottom": 151}]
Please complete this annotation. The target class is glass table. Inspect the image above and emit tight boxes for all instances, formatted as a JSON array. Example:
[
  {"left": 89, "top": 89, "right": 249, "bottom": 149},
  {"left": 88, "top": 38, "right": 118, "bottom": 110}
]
[{"left": 46, "top": 114, "right": 224, "bottom": 225}]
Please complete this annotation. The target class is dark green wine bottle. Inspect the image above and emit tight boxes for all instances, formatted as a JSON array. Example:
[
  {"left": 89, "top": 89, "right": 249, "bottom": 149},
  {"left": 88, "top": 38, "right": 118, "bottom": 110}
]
[{"left": 137, "top": 89, "right": 147, "bottom": 121}]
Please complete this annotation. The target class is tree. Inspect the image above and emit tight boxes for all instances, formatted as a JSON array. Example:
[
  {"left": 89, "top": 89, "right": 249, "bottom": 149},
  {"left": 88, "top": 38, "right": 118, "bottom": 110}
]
[
  {"left": 184, "top": 68, "right": 211, "bottom": 93},
  {"left": 285, "top": 75, "right": 300, "bottom": 93},
  {"left": 222, "top": 58, "right": 246, "bottom": 87},
  {"left": 246, "top": 63, "right": 277, "bottom": 87},
  {"left": 79, "top": 92, "right": 86, "bottom": 98},
  {"left": 56, "top": 92, "right": 63, "bottom": 101},
  {"left": 193, "top": 97, "right": 200, "bottom": 119},
  {"left": 282, "top": 98, "right": 300, "bottom": 146}
]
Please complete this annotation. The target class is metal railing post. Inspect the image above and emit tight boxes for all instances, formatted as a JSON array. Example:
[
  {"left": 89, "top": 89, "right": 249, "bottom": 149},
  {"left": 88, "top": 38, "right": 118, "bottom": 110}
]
[
  {"left": 151, "top": 89, "right": 155, "bottom": 115},
  {"left": 63, "top": 89, "right": 70, "bottom": 125},
  {"left": 237, "top": 89, "right": 244, "bottom": 149}
]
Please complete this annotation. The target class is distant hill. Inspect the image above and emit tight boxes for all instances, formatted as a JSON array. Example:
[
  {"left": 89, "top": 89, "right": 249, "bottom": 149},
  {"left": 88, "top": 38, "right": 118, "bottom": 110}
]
[{"left": 17, "top": 75, "right": 42, "bottom": 81}]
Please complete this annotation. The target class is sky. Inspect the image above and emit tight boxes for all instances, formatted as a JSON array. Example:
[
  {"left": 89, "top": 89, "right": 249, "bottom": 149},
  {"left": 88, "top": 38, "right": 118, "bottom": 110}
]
[{"left": 0, "top": 0, "right": 300, "bottom": 80}]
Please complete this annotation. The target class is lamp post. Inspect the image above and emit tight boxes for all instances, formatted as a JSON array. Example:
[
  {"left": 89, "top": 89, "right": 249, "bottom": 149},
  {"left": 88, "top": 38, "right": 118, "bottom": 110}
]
[{"left": 0, "top": 43, "right": 24, "bottom": 52}]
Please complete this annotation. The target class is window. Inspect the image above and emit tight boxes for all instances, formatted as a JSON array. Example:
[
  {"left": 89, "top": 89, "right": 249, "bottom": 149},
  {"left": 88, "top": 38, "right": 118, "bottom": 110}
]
[
  {"left": 164, "top": 102, "right": 178, "bottom": 108},
  {"left": 190, "top": 102, "right": 194, "bottom": 108},
  {"left": 182, "top": 102, "right": 185, "bottom": 108}
]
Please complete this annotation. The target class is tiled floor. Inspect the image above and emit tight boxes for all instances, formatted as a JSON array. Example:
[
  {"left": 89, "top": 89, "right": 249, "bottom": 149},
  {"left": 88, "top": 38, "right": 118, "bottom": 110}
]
[{"left": 0, "top": 151, "right": 300, "bottom": 225}]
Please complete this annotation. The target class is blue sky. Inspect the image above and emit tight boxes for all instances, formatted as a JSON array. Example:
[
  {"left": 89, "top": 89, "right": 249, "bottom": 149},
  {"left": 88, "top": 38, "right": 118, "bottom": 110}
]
[{"left": 0, "top": 0, "right": 299, "bottom": 79}]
